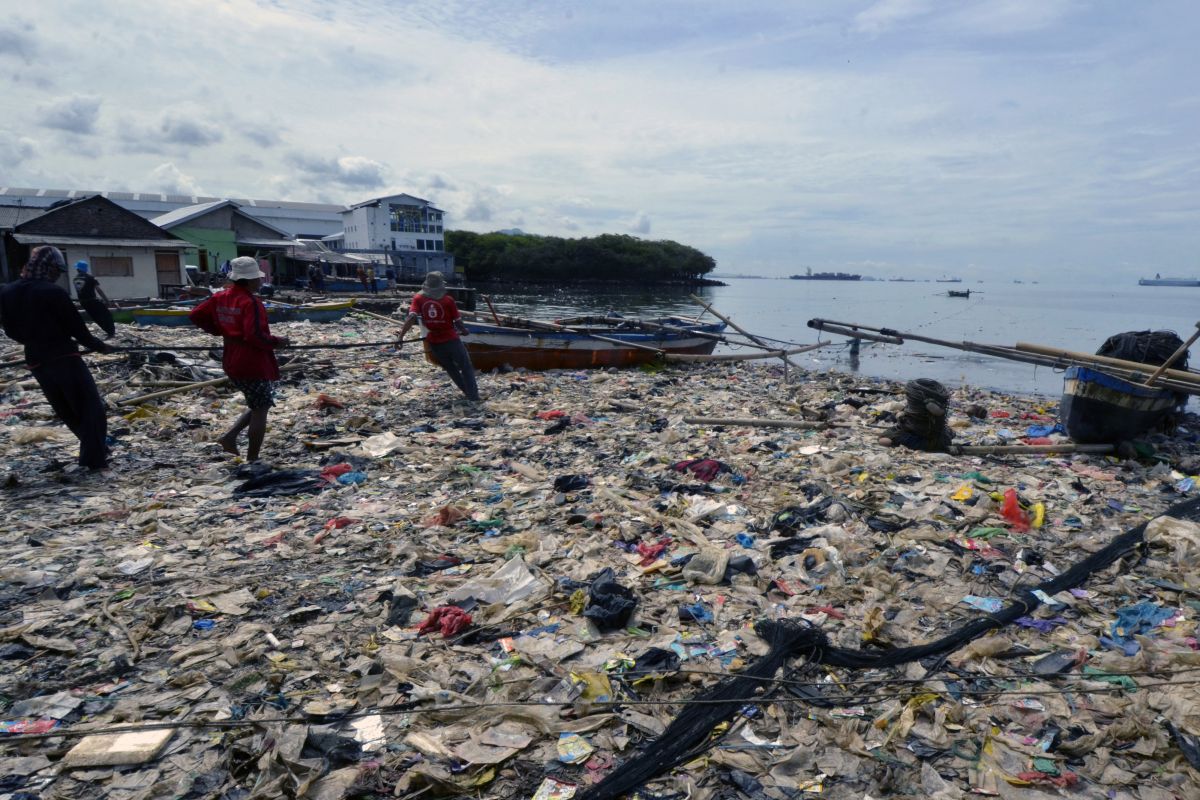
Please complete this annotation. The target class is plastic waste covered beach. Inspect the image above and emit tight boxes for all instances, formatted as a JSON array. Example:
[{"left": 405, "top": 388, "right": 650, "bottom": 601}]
[{"left": 2, "top": 313, "right": 1200, "bottom": 799}]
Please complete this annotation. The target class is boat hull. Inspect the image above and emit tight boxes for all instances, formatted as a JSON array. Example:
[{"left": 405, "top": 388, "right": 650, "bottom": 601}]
[
  {"left": 1061, "top": 366, "right": 1179, "bottom": 443},
  {"left": 130, "top": 300, "right": 354, "bottom": 326},
  {"left": 451, "top": 318, "right": 725, "bottom": 371},
  {"left": 1138, "top": 278, "right": 1200, "bottom": 287}
]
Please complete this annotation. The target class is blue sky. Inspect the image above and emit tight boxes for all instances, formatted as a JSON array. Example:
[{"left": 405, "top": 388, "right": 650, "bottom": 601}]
[{"left": 1, "top": 0, "right": 1197, "bottom": 281}]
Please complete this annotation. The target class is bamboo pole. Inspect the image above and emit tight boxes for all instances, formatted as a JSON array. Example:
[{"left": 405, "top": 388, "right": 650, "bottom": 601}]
[
  {"left": 690, "top": 294, "right": 802, "bottom": 378},
  {"left": 683, "top": 416, "right": 823, "bottom": 429},
  {"left": 1015, "top": 342, "right": 1200, "bottom": 387},
  {"left": 667, "top": 342, "right": 831, "bottom": 362},
  {"left": 594, "top": 316, "right": 787, "bottom": 352},
  {"left": 807, "top": 322, "right": 904, "bottom": 344},
  {"left": 116, "top": 362, "right": 308, "bottom": 406},
  {"left": 808, "top": 318, "right": 1200, "bottom": 395},
  {"left": 949, "top": 443, "right": 1114, "bottom": 456},
  {"left": 1142, "top": 321, "right": 1200, "bottom": 387}
]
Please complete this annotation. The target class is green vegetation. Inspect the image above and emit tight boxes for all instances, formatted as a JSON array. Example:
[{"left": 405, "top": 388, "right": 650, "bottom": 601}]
[{"left": 446, "top": 231, "right": 716, "bottom": 283}]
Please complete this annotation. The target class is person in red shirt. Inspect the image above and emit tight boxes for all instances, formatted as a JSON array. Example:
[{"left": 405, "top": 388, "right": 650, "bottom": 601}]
[
  {"left": 189, "top": 257, "right": 290, "bottom": 461},
  {"left": 397, "top": 271, "right": 480, "bottom": 403}
]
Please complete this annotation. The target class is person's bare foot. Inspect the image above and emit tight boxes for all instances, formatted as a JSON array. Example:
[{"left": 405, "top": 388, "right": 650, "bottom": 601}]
[{"left": 216, "top": 435, "right": 239, "bottom": 456}]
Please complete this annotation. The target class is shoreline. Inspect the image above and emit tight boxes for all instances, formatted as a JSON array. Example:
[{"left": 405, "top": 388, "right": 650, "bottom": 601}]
[{"left": 2, "top": 315, "right": 1197, "bottom": 797}]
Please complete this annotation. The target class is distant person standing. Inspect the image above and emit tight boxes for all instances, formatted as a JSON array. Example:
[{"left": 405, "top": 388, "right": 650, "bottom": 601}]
[
  {"left": 0, "top": 246, "right": 113, "bottom": 470},
  {"left": 385, "top": 267, "right": 397, "bottom": 292},
  {"left": 365, "top": 264, "right": 378, "bottom": 294},
  {"left": 308, "top": 262, "right": 325, "bottom": 292},
  {"left": 189, "top": 257, "right": 290, "bottom": 462},
  {"left": 397, "top": 271, "right": 480, "bottom": 403},
  {"left": 73, "top": 261, "right": 116, "bottom": 338}
]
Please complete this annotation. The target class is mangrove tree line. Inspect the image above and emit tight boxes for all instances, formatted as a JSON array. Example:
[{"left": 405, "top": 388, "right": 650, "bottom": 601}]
[{"left": 445, "top": 231, "right": 716, "bottom": 283}]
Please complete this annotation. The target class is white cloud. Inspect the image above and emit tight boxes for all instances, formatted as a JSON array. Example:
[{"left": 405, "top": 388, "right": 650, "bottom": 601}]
[
  {"left": 0, "top": 20, "right": 38, "bottom": 62},
  {"left": 628, "top": 210, "right": 651, "bottom": 234},
  {"left": 853, "top": 0, "right": 935, "bottom": 37},
  {"left": 287, "top": 153, "right": 389, "bottom": 188},
  {"left": 148, "top": 162, "right": 203, "bottom": 196},
  {"left": 0, "top": 129, "right": 37, "bottom": 164},
  {"left": 36, "top": 95, "right": 101, "bottom": 134},
  {"left": 160, "top": 113, "right": 223, "bottom": 146}
]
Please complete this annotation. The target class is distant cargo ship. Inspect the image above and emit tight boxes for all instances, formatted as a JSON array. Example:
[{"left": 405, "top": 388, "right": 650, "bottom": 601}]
[
  {"left": 1139, "top": 274, "right": 1200, "bottom": 287},
  {"left": 789, "top": 269, "right": 861, "bottom": 281}
]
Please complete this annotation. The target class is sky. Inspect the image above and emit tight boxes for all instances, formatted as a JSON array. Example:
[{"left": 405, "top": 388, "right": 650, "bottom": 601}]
[{"left": 1, "top": 0, "right": 1198, "bottom": 282}]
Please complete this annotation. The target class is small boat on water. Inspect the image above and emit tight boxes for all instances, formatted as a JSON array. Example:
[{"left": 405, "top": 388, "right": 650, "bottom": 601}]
[
  {"left": 947, "top": 290, "right": 971, "bottom": 298},
  {"left": 1060, "top": 366, "right": 1181, "bottom": 443},
  {"left": 129, "top": 299, "right": 355, "bottom": 327},
  {"left": 452, "top": 315, "right": 726, "bottom": 371}
]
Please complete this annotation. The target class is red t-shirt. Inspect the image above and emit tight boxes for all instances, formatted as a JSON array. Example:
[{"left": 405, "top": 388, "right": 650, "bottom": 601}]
[
  {"left": 410, "top": 293, "right": 460, "bottom": 344},
  {"left": 189, "top": 285, "right": 282, "bottom": 380}
]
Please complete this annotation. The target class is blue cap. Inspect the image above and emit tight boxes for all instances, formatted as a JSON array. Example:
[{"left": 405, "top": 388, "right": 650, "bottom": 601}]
[{"left": 74, "top": 260, "right": 89, "bottom": 272}]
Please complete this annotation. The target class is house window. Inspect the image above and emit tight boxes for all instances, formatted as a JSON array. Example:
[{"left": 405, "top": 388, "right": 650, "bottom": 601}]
[
  {"left": 416, "top": 240, "right": 426, "bottom": 251},
  {"left": 92, "top": 256, "right": 134, "bottom": 277}
]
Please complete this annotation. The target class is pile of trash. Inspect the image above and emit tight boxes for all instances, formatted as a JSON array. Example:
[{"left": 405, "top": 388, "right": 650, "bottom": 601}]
[{"left": 1, "top": 315, "right": 1199, "bottom": 800}]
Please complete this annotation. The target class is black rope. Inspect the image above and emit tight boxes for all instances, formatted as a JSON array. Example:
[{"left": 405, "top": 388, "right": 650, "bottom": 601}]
[{"left": 579, "top": 495, "right": 1200, "bottom": 800}]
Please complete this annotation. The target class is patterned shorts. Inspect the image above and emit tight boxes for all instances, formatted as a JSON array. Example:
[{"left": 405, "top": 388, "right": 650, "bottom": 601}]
[{"left": 230, "top": 379, "right": 275, "bottom": 410}]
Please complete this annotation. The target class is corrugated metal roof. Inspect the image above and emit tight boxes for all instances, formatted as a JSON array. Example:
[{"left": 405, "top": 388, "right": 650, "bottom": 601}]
[
  {"left": 12, "top": 234, "right": 191, "bottom": 248},
  {"left": 150, "top": 200, "right": 233, "bottom": 229},
  {"left": 0, "top": 205, "right": 47, "bottom": 229},
  {"left": 237, "top": 238, "right": 294, "bottom": 247}
]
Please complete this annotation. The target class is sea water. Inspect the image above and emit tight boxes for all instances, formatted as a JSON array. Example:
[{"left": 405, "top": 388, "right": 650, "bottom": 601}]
[{"left": 481, "top": 278, "right": 1198, "bottom": 400}]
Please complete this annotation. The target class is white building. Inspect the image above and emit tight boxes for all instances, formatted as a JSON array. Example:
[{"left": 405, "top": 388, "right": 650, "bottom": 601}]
[{"left": 340, "top": 193, "right": 445, "bottom": 253}]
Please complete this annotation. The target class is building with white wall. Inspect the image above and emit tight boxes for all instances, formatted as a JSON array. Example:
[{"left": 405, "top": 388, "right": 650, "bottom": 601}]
[{"left": 340, "top": 194, "right": 445, "bottom": 253}]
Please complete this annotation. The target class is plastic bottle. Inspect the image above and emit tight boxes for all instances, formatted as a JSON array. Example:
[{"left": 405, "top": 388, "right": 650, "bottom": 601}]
[{"left": 682, "top": 548, "right": 729, "bottom": 585}]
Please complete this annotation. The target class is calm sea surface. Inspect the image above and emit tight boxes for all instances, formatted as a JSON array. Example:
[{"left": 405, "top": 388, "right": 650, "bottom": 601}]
[{"left": 479, "top": 278, "right": 1198, "bottom": 401}]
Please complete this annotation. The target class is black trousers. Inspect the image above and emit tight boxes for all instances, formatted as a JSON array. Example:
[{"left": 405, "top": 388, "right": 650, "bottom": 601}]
[
  {"left": 32, "top": 356, "right": 108, "bottom": 469},
  {"left": 428, "top": 338, "right": 480, "bottom": 401},
  {"left": 81, "top": 299, "right": 116, "bottom": 336}
]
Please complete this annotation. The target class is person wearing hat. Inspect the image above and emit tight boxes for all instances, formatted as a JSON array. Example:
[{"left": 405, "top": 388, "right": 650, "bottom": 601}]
[
  {"left": 397, "top": 271, "right": 480, "bottom": 403},
  {"left": 189, "top": 256, "right": 291, "bottom": 462},
  {"left": 0, "top": 245, "right": 114, "bottom": 470},
  {"left": 72, "top": 261, "right": 117, "bottom": 338}
]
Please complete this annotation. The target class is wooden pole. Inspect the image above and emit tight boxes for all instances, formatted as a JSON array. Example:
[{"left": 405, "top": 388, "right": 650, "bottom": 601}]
[
  {"left": 808, "top": 318, "right": 1200, "bottom": 395},
  {"left": 1015, "top": 342, "right": 1200, "bottom": 387},
  {"left": 949, "top": 443, "right": 1114, "bottom": 456},
  {"left": 481, "top": 294, "right": 503, "bottom": 324},
  {"left": 1142, "top": 321, "right": 1200, "bottom": 387},
  {"left": 683, "top": 416, "right": 823, "bottom": 429},
  {"left": 807, "top": 322, "right": 904, "bottom": 344},
  {"left": 667, "top": 342, "right": 831, "bottom": 362},
  {"left": 352, "top": 307, "right": 403, "bottom": 326},
  {"left": 116, "top": 362, "right": 307, "bottom": 406},
  {"left": 689, "top": 294, "right": 803, "bottom": 377}
]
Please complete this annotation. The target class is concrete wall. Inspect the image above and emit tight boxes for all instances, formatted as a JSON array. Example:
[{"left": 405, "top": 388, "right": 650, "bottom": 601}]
[
  {"left": 171, "top": 227, "right": 236, "bottom": 271},
  {"left": 65, "top": 246, "right": 183, "bottom": 300}
]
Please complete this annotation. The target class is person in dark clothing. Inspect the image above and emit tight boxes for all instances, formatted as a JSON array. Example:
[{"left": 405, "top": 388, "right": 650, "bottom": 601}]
[
  {"left": 0, "top": 246, "right": 113, "bottom": 470},
  {"left": 73, "top": 261, "right": 117, "bottom": 337}
]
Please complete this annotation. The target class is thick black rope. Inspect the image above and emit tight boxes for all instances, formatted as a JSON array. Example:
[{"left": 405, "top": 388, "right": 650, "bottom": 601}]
[{"left": 580, "top": 495, "right": 1200, "bottom": 800}]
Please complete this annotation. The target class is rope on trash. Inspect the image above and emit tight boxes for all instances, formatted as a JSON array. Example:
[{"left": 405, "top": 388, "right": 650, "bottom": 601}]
[
  {"left": 578, "top": 495, "right": 1200, "bottom": 800},
  {"left": 101, "top": 593, "right": 141, "bottom": 663}
]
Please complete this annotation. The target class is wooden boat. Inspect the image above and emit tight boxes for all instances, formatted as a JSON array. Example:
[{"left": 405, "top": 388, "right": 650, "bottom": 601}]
[
  {"left": 1060, "top": 366, "right": 1181, "bottom": 443},
  {"left": 130, "top": 299, "right": 355, "bottom": 327},
  {"left": 947, "top": 289, "right": 971, "bottom": 298},
  {"left": 447, "top": 315, "right": 727, "bottom": 371}
]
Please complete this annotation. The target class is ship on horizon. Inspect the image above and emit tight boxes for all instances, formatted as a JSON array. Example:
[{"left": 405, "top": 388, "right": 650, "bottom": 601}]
[
  {"left": 1139, "top": 273, "right": 1200, "bottom": 287},
  {"left": 789, "top": 268, "right": 861, "bottom": 281}
]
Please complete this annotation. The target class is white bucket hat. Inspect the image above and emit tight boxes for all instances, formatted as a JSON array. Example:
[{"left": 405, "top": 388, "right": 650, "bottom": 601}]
[
  {"left": 421, "top": 271, "right": 447, "bottom": 300},
  {"left": 229, "top": 256, "right": 265, "bottom": 281}
]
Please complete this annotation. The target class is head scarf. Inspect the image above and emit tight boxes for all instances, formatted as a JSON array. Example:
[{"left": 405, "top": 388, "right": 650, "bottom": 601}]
[{"left": 22, "top": 245, "right": 66, "bottom": 281}]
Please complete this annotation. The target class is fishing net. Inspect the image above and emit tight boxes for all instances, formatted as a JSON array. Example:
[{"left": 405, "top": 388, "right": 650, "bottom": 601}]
[
  {"left": 579, "top": 495, "right": 1200, "bottom": 800},
  {"left": 880, "top": 378, "right": 954, "bottom": 452},
  {"left": 1097, "top": 330, "right": 1188, "bottom": 370}
]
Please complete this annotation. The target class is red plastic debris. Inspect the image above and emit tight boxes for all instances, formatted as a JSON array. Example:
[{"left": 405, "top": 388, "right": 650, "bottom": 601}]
[
  {"left": 315, "top": 393, "right": 345, "bottom": 410},
  {"left": 417, "top": 606, "right": 472, "bottom": 638},
  {"left": 320, "top": 463, "right": 353, "bottom": 482},
  {"left": 536, "top": 410, "right": 567, "bottom": 420},
  {"left": 1001, "top": 488, "right": 1031, "bottom": 532}
]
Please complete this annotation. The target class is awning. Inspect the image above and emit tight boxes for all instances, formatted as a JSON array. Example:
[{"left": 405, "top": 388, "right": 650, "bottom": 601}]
[{"left": 12, "top": 234, "right": 190, "bottom": 248}]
